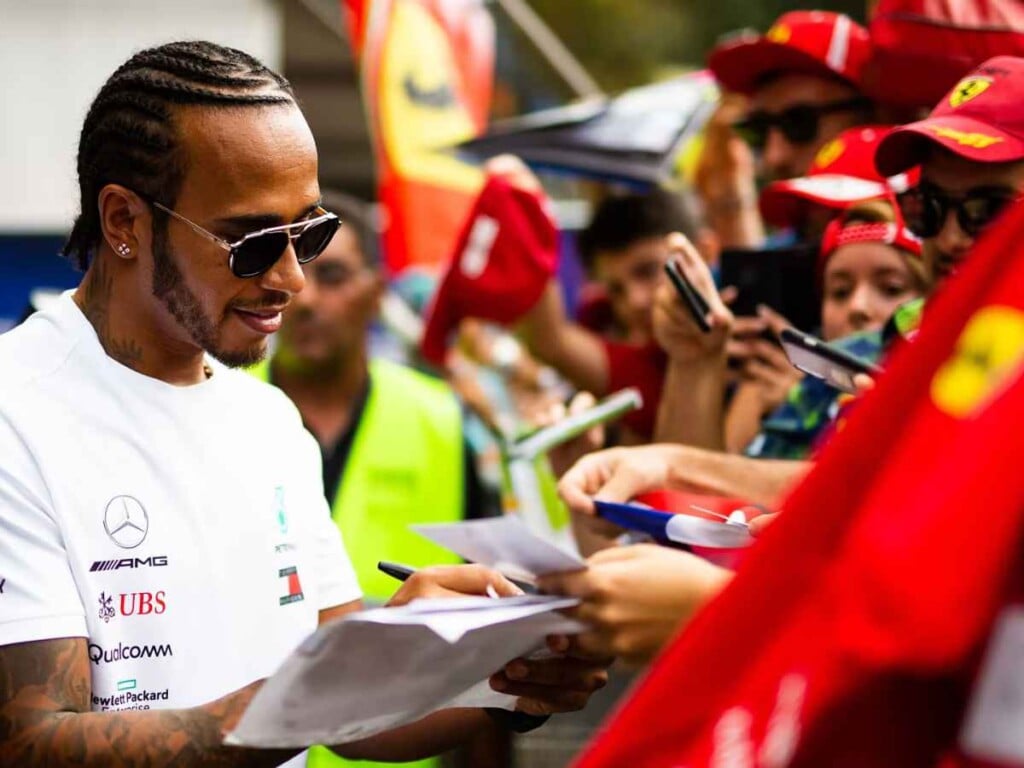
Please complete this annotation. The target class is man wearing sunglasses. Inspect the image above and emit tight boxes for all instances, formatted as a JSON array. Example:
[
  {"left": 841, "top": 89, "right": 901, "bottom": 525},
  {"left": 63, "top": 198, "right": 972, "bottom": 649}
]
[
  {"left": 0, "top": 41, "right": 607, "bottom": 768},
  {"left": 703, "top": 11, "right": 875, "bottom": 247},
  {"left": 877, "top": 55, "right": 1024, "bottom": 289}
]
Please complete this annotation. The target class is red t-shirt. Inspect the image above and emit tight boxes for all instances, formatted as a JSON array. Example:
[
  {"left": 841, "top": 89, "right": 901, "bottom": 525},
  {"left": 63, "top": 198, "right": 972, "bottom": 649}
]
[{"left": 601, "top": 338, "right": 666, "bottom": 441}]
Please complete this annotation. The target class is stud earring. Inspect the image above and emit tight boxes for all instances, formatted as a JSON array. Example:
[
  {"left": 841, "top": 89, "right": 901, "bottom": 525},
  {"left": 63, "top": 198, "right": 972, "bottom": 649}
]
[{"left": 117, "top": 243, "right": 131, "bottom": 256}]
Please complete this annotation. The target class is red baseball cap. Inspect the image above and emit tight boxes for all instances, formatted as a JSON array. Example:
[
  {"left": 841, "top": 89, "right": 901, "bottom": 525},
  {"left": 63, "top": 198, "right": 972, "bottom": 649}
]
[
  {"left": 708, "top": 11, "right": 871, "bottom": 96},
  {"left": 819, "top": 217, "right": 923, "bottom": 274},
  {"left": 420, "top": 174, "right": 558, "bottom": 366},
  {"left": 876, "top": 56, "right": 1024, "bottom": 176},
  {"left": 760, "top": 125, "right": 917, "bottom": 228}
]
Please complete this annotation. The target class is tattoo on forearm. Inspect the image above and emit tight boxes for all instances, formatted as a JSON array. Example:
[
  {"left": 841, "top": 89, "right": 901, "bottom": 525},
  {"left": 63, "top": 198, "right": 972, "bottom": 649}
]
[
  {"left": 79, "top": 257, "right": 145, "bottom": 369},
  {"left": 0, "top": 638, "right": 294, "bottom": 767}
]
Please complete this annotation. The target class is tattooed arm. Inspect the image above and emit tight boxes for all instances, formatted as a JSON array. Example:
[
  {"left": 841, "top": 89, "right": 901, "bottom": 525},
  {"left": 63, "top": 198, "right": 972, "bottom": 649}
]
[{"left": 0, "top": 637, "right": 296, "bottom": 768}]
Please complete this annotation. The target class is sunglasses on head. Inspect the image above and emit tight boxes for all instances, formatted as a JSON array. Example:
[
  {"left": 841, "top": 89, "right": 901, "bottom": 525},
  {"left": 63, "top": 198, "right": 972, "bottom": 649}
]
[
  {"left": 896, "top": 181, "right": 1018, "bottom": 239},
  {"left": 732, "top": 98, "right": 871, "bottom": 149},
  {"left": 150, "top": 200, "right": 341, "bottom": 278}
]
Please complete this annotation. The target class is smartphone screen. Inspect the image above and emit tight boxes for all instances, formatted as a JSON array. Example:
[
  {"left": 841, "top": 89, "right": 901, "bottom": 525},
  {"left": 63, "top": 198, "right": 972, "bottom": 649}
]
[{"left": 780, "top": 328, "right": 881, "bottom": 394}]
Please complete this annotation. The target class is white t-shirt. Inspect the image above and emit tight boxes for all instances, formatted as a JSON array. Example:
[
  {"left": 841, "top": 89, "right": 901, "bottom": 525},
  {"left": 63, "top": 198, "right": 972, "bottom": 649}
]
[{"left": 0, "top": 292, "right": 361, "bottom": 765}]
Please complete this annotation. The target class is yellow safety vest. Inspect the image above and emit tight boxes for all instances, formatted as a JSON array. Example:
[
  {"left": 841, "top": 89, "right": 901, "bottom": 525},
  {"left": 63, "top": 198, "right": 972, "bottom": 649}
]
[{"left": 252, "top": 357, "right": 464, "bottom": 768}]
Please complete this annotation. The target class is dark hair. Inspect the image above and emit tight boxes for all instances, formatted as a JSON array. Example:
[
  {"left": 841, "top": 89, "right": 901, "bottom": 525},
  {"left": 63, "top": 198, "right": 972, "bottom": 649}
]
[
  {"left": 319, "top": 190, "right": 379, "bottom": 268},
  {"left": 63, "top": 40, "right": 295, "bottom": 270},
  {"left": 577, "top": 188, "right": 699, "bottom": 272}
]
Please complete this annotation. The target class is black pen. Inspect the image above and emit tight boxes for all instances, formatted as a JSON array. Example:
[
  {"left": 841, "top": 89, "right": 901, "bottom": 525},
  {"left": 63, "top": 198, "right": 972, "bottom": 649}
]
[{"left": 377, "top": 560, "right": 537, "bottom": 594}]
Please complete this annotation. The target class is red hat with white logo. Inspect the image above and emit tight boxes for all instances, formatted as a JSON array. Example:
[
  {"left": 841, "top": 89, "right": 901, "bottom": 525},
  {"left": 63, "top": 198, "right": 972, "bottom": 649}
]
[
  {"left": 760, "top": 125, "right": 918, "bottom": 228},
  {"left": 876, "top": 55, "right": 1024, "bottom": 176},
  {"left": 420, "top": 174, "right": 558, "bottom": 366},
  {"left": 708, "top": 11, "right": 871, "bottom": 96}
]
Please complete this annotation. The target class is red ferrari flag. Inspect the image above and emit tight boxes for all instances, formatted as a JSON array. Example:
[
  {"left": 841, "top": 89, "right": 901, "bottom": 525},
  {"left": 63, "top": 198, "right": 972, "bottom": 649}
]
[
  {"left": 575, "top": 200, "right": 1024, "bottom": 767},
  {"left": 342, "top": 0, "right": 493, "bottom": 273}
]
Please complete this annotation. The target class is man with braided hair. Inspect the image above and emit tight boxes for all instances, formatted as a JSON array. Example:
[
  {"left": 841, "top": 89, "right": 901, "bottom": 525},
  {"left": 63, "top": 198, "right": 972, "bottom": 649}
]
[{"left": 0, "top": 41, "right": 608, "bottom": 767}]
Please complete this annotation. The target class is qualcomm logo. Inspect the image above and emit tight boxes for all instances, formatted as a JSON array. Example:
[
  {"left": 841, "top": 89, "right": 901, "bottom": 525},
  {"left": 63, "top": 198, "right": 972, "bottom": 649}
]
[{"left": 103, "top": 496, "right": 149, "bottom": 549}]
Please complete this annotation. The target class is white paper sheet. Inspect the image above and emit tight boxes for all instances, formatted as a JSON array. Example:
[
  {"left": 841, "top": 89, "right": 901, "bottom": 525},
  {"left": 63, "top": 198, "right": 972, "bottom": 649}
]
[
  {"left": 225, "top": 595, "right": 582, "bottom": 749},
  {"left": 411, "top": 516, "right": 586, "bottom": 583}
]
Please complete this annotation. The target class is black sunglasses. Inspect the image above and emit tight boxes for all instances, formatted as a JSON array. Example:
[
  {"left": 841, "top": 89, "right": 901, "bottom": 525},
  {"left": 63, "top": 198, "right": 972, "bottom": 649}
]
[
  {"left": 896, "top": 182, "right": 1018, "bottom": 239},
  {"left": 733, "top": 98, "right": 871, "bottom": 149},
  {"left": 151, "top": 201, "right": 342, "bottom": 278}
]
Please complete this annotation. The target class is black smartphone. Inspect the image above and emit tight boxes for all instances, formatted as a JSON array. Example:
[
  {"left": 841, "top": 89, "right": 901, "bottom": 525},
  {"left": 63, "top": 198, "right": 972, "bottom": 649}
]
[
  {"left": 779, "top": 327, "right": 883, "bottom": 394},
  {"left": 719, "top": 244, "right": 819, "bottom": 332},
  {"left": 664, "top": 259, "right": 711, "bottom": 333}
]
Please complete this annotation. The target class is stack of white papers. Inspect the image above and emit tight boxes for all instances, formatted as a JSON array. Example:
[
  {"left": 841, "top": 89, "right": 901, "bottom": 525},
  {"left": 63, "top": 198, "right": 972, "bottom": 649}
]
[{"left": 226, "top": 595, "right": 583, "bottom": 748}]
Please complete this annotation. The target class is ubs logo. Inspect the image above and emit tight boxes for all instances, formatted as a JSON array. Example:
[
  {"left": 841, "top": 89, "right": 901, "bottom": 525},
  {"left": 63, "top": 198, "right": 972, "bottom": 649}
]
[
  {"left": 98, "top": 591, "right": 167, "bottom": 622},
  {"left": 103, "top": 496, "right": 149, "bottom": 549}
]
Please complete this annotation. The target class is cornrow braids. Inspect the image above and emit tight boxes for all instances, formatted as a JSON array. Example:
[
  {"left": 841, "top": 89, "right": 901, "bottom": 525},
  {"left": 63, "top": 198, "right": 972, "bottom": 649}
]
[{"left": 64, "top": 41, "right": 295, "bottom": 269}]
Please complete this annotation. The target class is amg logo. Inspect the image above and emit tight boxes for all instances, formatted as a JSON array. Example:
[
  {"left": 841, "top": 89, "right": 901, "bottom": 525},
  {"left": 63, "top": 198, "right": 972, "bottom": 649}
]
[{"left": 90, "top": 556, "right": 168, "bottom": 572}]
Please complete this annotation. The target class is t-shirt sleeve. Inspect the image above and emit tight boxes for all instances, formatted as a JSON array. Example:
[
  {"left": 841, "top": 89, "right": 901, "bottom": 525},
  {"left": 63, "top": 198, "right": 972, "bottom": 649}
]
[
  {"left": 296, "top": 431, "right": 362, "bottom": 611},
  {"left": 0, "top": 412, "right": 87, "bottom": 646}
]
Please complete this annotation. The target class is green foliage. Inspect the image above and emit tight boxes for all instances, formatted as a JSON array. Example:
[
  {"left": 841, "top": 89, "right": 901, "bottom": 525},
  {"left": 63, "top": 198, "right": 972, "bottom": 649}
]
[{"left": 527, "top": 0, "right": 867, "bottom": 93}]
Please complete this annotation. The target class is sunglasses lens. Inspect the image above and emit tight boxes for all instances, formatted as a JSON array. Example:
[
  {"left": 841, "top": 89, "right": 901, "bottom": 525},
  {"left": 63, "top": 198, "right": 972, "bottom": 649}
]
[
  {"left": 733, "top": 118, "right": 768, "bottom": 149},
  {"left": 778, "top": 105, "right": 819, "bottom": 145},
  {"left": 959, "top": 195, "right": 1011, "bottom": 237},
  {"left": 295, "top": 217, "right": 341, "bottom": 264},
  {"left": 898, "top": 187, "right": 940, "bottom": 239},
  {"left": 231, "top": 232, "right": 289, "bottom": 278}
]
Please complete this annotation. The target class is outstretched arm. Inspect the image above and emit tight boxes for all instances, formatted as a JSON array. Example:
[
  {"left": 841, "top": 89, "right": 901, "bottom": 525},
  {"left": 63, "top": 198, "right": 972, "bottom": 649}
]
[{"left": 517, "top": 281, "right": 610, "bottom": 396}]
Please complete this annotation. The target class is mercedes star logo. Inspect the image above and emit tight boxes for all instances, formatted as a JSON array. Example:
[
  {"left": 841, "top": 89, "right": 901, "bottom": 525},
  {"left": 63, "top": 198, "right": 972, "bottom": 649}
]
[{"left": 103, "top": 496, "right": 149, "bottom": 549}]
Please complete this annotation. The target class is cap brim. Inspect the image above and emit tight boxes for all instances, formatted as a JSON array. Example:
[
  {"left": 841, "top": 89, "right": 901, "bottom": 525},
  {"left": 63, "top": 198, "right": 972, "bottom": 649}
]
[
  {"left": 760, "top": 174, "right": 889, "bottom": 228},
  {"left": 709, "top": 39, "right": 849, "bottom": 95},
  {"left": 875, "top": 115, "right": 1024, "bottom": 176}
]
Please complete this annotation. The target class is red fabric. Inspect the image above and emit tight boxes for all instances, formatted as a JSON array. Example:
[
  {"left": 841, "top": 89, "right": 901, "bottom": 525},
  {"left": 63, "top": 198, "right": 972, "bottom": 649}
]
[
  {"left": 759, "top": 125, "right": 919, "bottom": 228},
  {"left": 574, "top": 198, "right": 1024, "bottom": 768},
  {"left": 601, "top": 339, "right": 666, "bottom": 442},
  {"left": 708, "top": 11, "right": 871, "bottom": 96},
  {"left": 420, "top": 174, "right": 558, "bottom": 366},
  {"left": 575, "top": 287, "right": 617, "bottom": 335},
  {"left": 347, "top": 0, "right": 494, "bottom": 273},
  {"left": 866, "top": 0, "right": 1024, "bottom": 109},
  {"left": 876, "top": 56, "right": 1024, "bottom": 176}
]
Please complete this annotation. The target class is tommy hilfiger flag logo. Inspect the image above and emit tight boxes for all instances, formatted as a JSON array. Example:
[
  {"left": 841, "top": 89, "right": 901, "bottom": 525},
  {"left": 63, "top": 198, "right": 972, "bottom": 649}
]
[{"left": 278, "top": 566, "right": 304, "bottom": 606}]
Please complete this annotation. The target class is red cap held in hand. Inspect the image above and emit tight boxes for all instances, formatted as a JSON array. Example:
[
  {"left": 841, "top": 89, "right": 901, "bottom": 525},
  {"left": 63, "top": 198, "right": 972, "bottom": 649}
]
[
  {"left": 420, "top": 174, "right": 558, "bottom": 366},
  {"left": 709, "top": 11, "right": 871, "bottom": 96}
]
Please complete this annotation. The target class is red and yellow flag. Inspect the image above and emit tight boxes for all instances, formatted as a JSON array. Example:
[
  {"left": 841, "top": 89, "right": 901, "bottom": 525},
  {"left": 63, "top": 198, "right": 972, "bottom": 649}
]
[
  {"left": 575, "top": 201, "right": 1024, "bottom": 767},
  {"left": 343, "top": 0, "right": 493, "bottom": 274}
]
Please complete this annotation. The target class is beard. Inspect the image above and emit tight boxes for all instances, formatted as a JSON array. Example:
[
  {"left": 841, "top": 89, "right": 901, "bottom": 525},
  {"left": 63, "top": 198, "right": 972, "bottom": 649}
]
[{"left": 151, "top": 225, "right": 267, "bottom": 369}]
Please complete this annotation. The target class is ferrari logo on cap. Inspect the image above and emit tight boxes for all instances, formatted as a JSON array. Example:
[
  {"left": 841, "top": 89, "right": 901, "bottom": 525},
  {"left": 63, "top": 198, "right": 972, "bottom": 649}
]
[
  {"left": 813, "top": 138, "right": 846, "bottom": 171},
  {"left": 950, "top": 76, "right": 993, "bottom": 108},
  {"left": 766, "top": 24, "right": 791, "bottom": 44},
  {"left": 932, "top": 306, "right": 1024, "bottom": 418},
  {"left": 925, "top": 125, "right": 1004, "bottom": 150}
]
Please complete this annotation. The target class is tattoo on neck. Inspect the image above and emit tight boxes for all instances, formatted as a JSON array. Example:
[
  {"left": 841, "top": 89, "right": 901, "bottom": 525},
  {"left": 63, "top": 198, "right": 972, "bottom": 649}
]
[{"left": 80, "top": 257, "right": 144, "bottom": 370}]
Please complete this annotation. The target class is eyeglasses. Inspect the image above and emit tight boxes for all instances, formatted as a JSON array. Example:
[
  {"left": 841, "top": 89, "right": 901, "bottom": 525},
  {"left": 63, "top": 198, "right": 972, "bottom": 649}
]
[
  {"left": 896, "top": 181, "right": 1019, "bottom": 239},
  {"left": 151, "top": 201, "right": 341, "bottom": 278},
  {"left": 732, "top": 98, "right": 871, "bottom": 149}
]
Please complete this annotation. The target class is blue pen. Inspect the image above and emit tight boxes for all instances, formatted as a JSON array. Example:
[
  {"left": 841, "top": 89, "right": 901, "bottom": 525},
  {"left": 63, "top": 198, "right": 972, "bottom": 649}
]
[{"left": 593, "top": 500, "right": 752, "bottom": 549}]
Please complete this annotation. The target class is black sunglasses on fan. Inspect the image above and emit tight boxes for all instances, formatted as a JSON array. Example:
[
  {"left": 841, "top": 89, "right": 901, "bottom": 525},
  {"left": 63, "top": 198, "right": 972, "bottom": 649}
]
[
  {"left": 896, "top": 181, "right": 1019, "bottom": 239},
  {"left": 732, "top": 98, "right": 871, "bottom": 149},
  {"left": 150, "top": 199, "right": 341, "bottom": 278}
]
